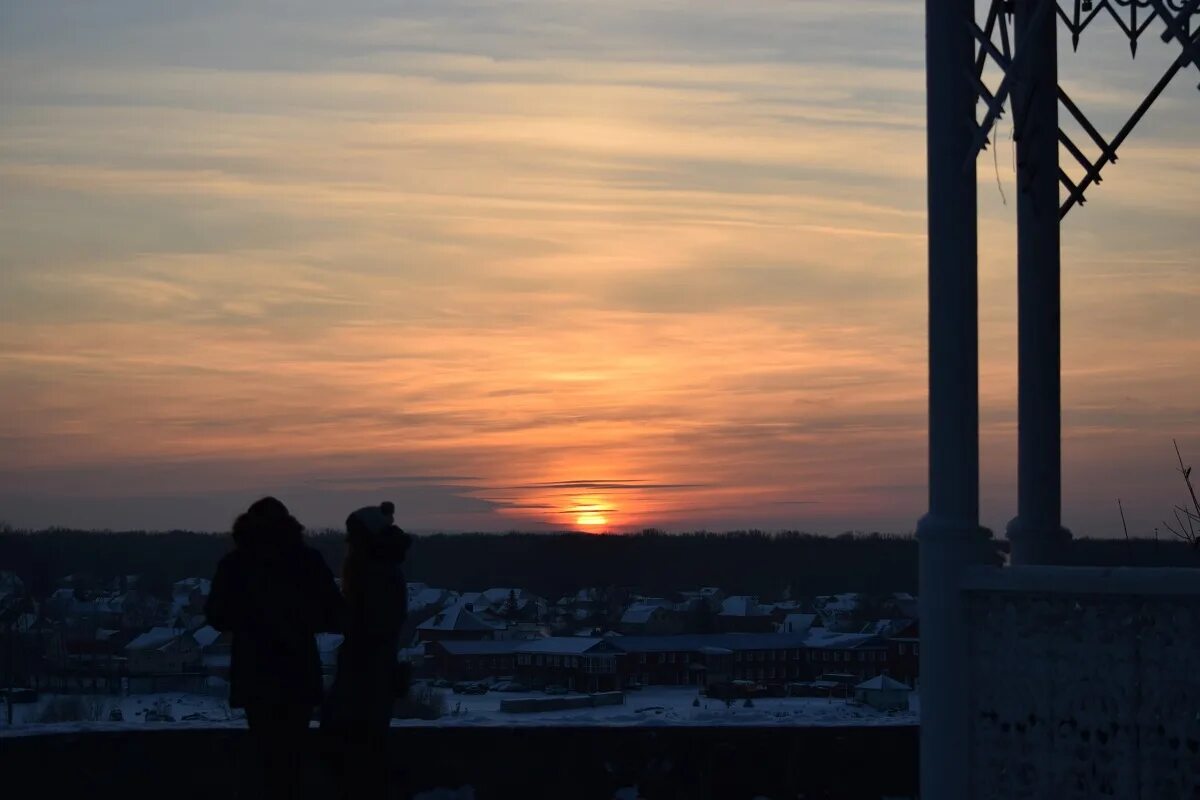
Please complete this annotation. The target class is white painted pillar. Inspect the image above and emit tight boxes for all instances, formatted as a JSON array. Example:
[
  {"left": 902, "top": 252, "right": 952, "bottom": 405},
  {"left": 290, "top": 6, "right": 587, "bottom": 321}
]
[
  {"left": 918, "top": 1, "right": 982, "bottom": 797},
  {"left": 1007, "top": 0, "right": 1072, "bottom": 566}
]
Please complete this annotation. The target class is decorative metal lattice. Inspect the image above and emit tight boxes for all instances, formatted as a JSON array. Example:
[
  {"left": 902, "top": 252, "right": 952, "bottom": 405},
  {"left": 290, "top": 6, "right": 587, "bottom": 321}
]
[
  {"left": 967, "top": 0, "right": 1200, "bottom": 217},
  {"left": 1059, "top": 0, "right": 1199, "bottom": 55}
]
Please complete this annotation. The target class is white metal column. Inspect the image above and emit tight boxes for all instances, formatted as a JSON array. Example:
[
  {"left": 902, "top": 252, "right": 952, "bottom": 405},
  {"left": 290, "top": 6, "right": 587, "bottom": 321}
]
[
  {"left": 918, "top": 0, "right": 983, "bottom": 796},
  {"left": 1007, "top": 0, "right": 1073, "bottom": 566}
]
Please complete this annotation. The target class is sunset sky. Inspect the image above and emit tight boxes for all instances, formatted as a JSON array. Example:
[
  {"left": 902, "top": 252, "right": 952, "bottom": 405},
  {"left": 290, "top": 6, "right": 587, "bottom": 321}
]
[{"left": 1, "top": 1, "right": 1197, "bottom": 536}]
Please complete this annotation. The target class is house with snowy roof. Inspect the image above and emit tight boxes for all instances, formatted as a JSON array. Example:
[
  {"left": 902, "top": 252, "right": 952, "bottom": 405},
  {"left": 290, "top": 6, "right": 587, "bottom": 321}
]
[
  {"left": 813, "top": 592, "right": 866, "bottom": 632},
  {"left": 170, "top": 578, "right": 211, "bottom": 623},
  {"left": 0, "top": 570, "right": 24, "bottom": 604},
  {"left": 802, "top": 628, "right": 889, "bottom": 681},
  {"left": 45, "top": 587, "right": 77, "bottom": 618},
  {"left": 514, "top": 636, "right": 626, "bottom": 692},
  {"left": 481, "top": 588, "right": 547, "bottom": 622},
  {"left": 416, "top": 601, "right": 505, "bottom": 643},
  {"left": 618, "top": 601, "right": 684, "bottom": 636},
  {"left": 124, "top": 626, "right": 201, "bottom": 674},
  {"left": 569, "top": 587, "right": 609, "bottom": 615},
  {"left": 676, "top": 587, "right": 726, "bottom": 612},
  {"left": 716, "top": 595, "right": 774, "bottom": 633},
  {"left": 190, "top": 624, "right": 222, "bottom": 650},
  {"left": 548, "top": 587, "right": 614, "bottom": 632},
  {"left": 859, "top": 618, "right": 910, "bottom": 637},
  {"left": 854, "top": 674, "right": 912, "bottom": 711},
  {"left": 172, "top": 578, "right": 211, "bottom": 602},
  {"left": 426, "top": 639, "right": 520, "bottom": 682},
  {"left": 93, "top": 590, "right": 161, "bottom": 630},
  {"left": 882, "top": 591, "right": 918, "bottom": 620},
  {"left": 409, "top": 586, "right": 458, "bottom": 613},
  {"left": 192, "top": 625, "right": 233, "bottom": 676}
]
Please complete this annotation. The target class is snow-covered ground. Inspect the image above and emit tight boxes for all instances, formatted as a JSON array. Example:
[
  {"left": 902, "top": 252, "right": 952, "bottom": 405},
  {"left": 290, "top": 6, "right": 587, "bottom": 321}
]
[
  {"left": 1, "top": 692, "right": 244, "bottom": 735},
  {"left": 1, "top": 687, "right": 917, "bottom": 737},
  {"left": 418, "top": 687, "right": 918, "bottom": 728}
]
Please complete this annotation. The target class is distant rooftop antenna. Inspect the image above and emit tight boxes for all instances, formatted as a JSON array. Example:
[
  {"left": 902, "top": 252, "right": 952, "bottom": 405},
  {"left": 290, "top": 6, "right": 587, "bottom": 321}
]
[{"left": 918, "top": 2, "right": 1198, "bottom": 798}]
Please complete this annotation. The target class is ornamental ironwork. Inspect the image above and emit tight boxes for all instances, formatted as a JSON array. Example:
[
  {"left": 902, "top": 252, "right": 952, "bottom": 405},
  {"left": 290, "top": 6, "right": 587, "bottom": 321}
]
[{"left": 967, "top": 0, "right": 1200, "bottom": 217}]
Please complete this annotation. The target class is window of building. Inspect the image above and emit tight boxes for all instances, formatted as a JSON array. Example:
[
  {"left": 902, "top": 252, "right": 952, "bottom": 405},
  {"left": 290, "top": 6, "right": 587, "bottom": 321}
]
[{"left": 898, "top": 643, "right": 907, "bottom": 655}]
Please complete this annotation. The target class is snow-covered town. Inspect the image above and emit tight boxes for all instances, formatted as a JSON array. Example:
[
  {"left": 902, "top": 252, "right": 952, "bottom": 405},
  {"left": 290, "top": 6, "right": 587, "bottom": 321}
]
[{"left": 0, "top": 569, "right": 919, "bottom": 732}]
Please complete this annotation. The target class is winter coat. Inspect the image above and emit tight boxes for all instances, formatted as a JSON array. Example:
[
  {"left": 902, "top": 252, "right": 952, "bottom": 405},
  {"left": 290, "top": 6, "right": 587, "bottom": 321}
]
[
  {"left": 205, "top": 544, "right": 344, "bottom": 708},
  {"left": 325, "top": 532, "right": 409, "bottom": 726}
]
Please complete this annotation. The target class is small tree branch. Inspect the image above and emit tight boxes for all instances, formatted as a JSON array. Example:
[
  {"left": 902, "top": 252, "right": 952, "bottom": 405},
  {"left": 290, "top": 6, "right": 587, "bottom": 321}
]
[
  {"left": 1118, "top": 498, "right": 1135, "bottom": 565},
  {"left": 1175, "top": 439, "right": 1200, "bottom": 523}
]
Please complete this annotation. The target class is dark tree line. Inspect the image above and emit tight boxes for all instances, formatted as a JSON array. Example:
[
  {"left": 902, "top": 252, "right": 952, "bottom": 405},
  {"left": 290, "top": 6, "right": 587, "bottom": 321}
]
[{"left": 0, "top": 527, "right": 1192, "bottom": 603}]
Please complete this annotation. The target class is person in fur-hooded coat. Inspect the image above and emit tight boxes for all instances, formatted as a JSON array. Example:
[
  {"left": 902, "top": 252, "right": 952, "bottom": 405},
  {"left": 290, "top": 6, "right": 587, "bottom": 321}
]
[{"left": 204, "top": 496, "right": 343, "bottom": 799}]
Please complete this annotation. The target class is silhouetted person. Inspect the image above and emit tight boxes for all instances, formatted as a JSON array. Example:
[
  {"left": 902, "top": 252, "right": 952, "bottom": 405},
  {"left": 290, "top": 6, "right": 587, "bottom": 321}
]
[
  {"left": 322, "top": 502, "right": 411, "bottom": 799},
  {"left": 205, "top": 497, "right": 344, "bottom": 800}
]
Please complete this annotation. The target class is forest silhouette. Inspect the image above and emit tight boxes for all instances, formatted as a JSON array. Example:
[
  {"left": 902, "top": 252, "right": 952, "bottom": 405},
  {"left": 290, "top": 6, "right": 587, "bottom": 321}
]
[{"left": 2, "top": 528, "right": 1193, "bottom": 602}]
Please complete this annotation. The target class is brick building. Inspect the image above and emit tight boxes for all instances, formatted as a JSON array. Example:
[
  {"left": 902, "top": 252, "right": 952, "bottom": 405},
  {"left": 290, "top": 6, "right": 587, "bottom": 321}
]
[{"left": 427, "top": 631, "right": 898, "bottom": 690}]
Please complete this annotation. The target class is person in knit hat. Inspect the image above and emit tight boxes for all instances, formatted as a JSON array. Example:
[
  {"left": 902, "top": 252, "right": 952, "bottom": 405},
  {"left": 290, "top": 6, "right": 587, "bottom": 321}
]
[{"left": 322, "top": 501, "right": 411, "bottom": 798}]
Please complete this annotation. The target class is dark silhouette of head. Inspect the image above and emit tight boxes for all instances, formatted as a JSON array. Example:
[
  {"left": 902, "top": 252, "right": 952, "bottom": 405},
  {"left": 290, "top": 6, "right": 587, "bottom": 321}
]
[
  {"left": 345, "top": 501, "right": 409, "bottom": 563},
  {"left": 232, "top": 496, "right": 304, "bottom": 552}
]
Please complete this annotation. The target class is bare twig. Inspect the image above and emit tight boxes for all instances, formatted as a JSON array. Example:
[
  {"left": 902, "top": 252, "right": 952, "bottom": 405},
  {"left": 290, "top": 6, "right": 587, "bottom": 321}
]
[
  {"left": 1118, "top": 498, "right": 1135, "bottom": 565},
  {"left": 1164, "top": 440, "right": 1199, "bottom": 550},
  {"left": 1164, "top": 507, "right": 1199, "bottom": 548},
  {"left": 1174, "top": 505, "right": 1197, "bottom": 541},
  {"left": 1174, "top": 439, "right": 1199, "bottom": 521}
]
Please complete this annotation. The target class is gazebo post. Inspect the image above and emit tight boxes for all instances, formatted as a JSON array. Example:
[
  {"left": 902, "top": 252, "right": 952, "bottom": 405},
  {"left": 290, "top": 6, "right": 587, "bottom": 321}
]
[
  {"left": 1007, "top": 0, "right": 1073, "bottom": 566},
  {"left": 917, "top": 0, "right": 982, "bottom": 798}
]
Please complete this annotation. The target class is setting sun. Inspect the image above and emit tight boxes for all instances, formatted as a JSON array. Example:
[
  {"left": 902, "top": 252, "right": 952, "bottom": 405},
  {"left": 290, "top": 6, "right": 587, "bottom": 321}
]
[{"left": 567, "top": 496, "right": 614, "bottom": 530}]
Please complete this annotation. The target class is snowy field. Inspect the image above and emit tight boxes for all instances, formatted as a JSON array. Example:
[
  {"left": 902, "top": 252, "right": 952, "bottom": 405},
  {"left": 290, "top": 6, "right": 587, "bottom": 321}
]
[{"left": 1, "top": 687, "right": 917, "bottom": 737}]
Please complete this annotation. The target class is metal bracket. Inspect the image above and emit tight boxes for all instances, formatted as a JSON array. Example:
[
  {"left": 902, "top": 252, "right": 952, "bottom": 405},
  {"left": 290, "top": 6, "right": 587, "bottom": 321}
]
[{"left": 966, "top": 0, "right": 1200, "bottom": 217}]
